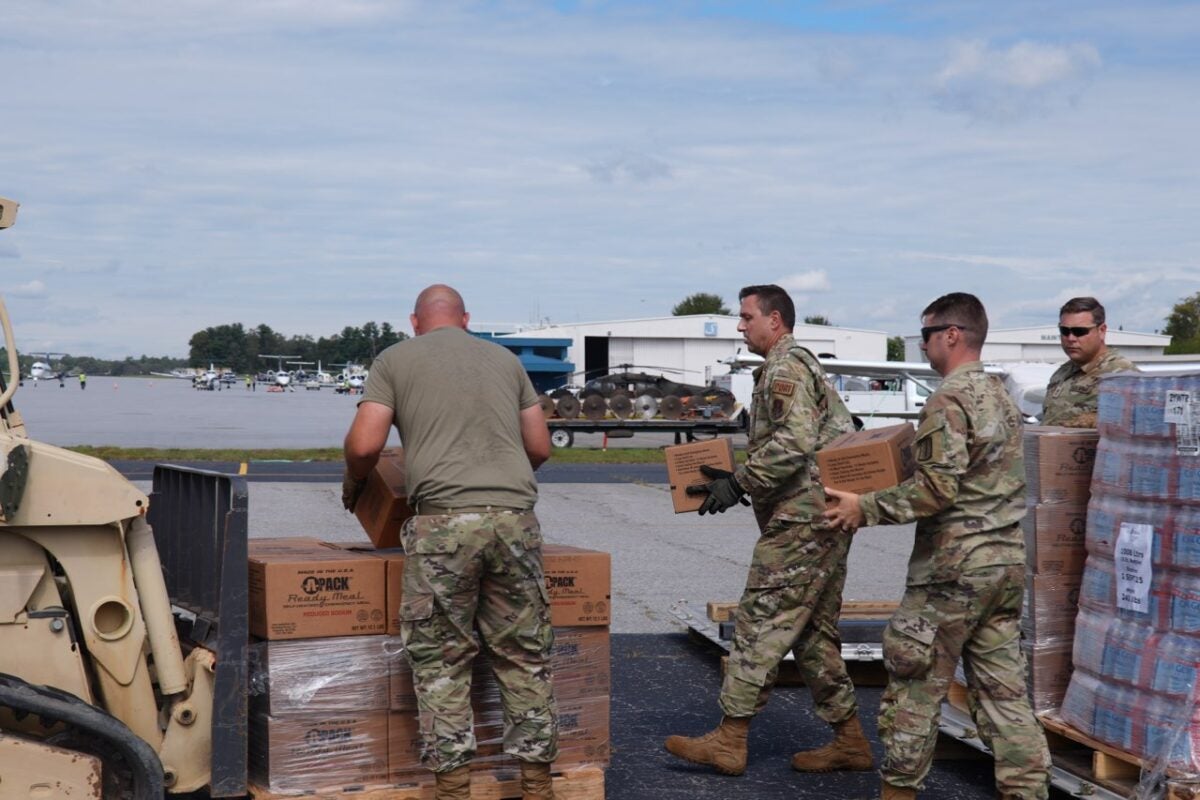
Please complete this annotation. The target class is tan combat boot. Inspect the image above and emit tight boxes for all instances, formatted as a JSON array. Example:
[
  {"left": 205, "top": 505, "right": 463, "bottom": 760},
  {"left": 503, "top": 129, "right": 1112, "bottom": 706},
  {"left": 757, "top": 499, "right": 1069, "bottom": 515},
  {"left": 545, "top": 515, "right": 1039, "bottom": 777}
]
[
  {"left": 663, "top": 715, "right": 751, "bottom": 775},
  {"left": 519, "top": 762, "right": 555, "bottom": 799},
  {"left": 434, "top": 765, "right": 472, "bottom": 800},
  {"left": 882, "top": 781, "right": 917, "bottom": 799},
  {"left": 790, "top": 713, "right": 874, "bottom": 772}
]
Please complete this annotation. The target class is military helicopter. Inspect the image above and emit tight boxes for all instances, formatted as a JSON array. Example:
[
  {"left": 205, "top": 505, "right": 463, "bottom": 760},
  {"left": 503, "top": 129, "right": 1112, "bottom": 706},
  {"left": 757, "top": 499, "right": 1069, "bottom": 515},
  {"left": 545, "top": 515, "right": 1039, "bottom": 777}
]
[{"left": 541, "top": 364, "right": 737, "bottom": 422}]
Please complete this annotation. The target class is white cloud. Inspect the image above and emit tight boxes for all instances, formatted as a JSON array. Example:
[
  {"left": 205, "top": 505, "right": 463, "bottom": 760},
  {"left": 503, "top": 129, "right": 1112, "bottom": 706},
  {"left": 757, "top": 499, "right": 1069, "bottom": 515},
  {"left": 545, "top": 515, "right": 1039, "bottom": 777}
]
[
  {"left": 585, "top": 151, "right": 673, "bottom": 184},
  {"left": 934, "top": 39, "right": 1101, "bottom": 121},
  {"left": 778, "top": 271, "right": 832, "bottom": 293},
  {"left": 0, "top": 2, "right": 1196, "bottom": 357},
  {"left": 5, "top": 280, "right": 47, "bottom": 298}
]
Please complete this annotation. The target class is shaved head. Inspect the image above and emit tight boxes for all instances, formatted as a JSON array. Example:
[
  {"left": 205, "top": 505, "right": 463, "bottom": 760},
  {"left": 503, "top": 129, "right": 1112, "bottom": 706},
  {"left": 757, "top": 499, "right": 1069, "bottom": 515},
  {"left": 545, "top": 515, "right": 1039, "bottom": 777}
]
[{"left": 411, "top": 284, "right": 469, "bottom": 335}]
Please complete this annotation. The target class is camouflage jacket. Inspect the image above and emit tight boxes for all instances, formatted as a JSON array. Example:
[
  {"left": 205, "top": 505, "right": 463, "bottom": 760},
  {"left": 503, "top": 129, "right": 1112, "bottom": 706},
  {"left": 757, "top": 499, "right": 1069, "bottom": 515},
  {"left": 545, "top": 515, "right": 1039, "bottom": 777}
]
[
  {"left": 860, "top": 361, "right": 1026, "bottom": 585},
  {"left": 734, "top": 334, "right": 853, "bottom": 524},
  {"left": 1042, "top": 348, "right": 1138, "bottom": 427}
]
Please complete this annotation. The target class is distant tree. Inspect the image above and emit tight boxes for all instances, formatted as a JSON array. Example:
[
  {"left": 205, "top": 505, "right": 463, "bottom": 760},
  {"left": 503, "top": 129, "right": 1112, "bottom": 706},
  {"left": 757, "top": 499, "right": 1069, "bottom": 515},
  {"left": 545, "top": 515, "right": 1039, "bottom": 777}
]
[
  {"left": 1165, "top": 292, "right": 1200, "bottom": 354},
  {"left": 803, "top": 315, "right": 833, "bottom": 326},
  {"left": 672, "top": 293, "right": 730, "bottom": 316},
  {"left": 887, "top": 336, "right": 906, "bottom": 361},
  {"left": 189, "top": 323, "right": 250, "bottom": 372}
]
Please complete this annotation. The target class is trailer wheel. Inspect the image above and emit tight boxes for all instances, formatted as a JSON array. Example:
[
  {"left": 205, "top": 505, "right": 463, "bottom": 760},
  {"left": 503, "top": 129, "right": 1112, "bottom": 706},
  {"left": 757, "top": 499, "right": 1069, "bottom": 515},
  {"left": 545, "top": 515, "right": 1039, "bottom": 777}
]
[{"left": 551, "top": 429, "right": 574, "bottom": 448}]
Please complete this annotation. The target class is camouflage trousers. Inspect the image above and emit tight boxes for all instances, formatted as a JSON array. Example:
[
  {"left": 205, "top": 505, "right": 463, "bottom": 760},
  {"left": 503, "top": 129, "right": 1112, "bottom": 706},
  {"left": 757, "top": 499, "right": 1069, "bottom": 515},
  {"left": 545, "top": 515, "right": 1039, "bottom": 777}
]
[
  {"left": 879, "top": 563, "right": 1051, "bottom": 798},
  {"left": 720, "top": 517, "right": 858, "bottom": 723},
  {"left": 399, "top": 509, "right": 558, "bottom": 773}
]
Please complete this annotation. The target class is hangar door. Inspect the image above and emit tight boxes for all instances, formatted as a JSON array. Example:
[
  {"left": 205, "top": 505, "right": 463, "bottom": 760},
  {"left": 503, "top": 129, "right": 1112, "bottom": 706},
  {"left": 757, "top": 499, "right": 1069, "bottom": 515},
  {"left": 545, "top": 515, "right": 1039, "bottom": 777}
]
[{"left": 583, "top": 336, "right": 609, "bottom": 380}]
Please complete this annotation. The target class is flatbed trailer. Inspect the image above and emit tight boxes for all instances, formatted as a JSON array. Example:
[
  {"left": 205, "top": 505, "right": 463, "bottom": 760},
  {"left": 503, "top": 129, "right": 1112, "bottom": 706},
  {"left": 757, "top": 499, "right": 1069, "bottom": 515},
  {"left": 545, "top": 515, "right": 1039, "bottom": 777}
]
[{"left": 546, "top": 416, "right": 745, "bottom": 447}]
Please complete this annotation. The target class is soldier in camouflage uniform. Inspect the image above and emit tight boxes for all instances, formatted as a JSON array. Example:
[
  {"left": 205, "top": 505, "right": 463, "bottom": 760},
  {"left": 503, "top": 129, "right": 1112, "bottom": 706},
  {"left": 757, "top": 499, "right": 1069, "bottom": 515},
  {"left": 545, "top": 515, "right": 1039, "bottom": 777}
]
[
  {"left": 825, "top": 293, "right": 1051, "bottom": 800},
  {"left": 665, "top": 284, "right": 873, "bottom": 777},
  {"left": 1042, "top": 296, "right": 1137, "bottom": 427},
  {"left": 343, "top": 284, "right": 558, "bottom": 800}
]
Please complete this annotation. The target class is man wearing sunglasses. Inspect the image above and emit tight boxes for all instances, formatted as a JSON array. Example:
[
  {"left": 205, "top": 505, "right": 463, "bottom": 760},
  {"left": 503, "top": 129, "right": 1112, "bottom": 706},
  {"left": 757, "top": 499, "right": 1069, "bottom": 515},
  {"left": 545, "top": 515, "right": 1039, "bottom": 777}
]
[
  {"left": 1042, "top": 297, "right": 1137, "bottom": 427},
  {"left": 823, "top": 293, "right": 1051, "bottom": 800}
]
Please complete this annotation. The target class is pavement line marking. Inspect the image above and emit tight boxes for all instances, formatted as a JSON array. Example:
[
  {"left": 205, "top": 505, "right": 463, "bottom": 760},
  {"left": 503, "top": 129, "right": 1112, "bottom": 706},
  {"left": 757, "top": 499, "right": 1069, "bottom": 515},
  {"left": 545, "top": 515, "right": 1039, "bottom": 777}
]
[{"left": 239, "top": 462, "right": 248, "bottom": 475}]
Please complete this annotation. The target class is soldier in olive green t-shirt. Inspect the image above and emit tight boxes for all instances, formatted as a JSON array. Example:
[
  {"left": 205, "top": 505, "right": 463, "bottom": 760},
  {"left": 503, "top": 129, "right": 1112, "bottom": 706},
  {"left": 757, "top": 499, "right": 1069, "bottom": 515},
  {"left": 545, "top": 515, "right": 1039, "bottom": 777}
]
[{"left": 343, "top": 285, "right": 559, "bottom": 800}]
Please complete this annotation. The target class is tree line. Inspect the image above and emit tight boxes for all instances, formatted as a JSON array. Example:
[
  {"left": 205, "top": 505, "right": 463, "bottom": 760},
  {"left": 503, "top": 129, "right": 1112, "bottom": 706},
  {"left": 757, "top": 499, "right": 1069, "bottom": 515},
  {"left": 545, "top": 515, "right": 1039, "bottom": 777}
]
[
  {"left": 1, "top": 350, "right": 191, "bottom": 379},
  {"left": 187, "top": 321, "right": 407, "bottom": 374}
]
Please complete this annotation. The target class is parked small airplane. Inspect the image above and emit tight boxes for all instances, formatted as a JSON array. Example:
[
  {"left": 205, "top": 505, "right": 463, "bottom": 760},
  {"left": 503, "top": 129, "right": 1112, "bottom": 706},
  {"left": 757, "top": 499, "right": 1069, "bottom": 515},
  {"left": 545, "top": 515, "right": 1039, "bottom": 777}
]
[
  {"left": 26, "top": 353, "right": 68, "bottom": 384},
  {"left": 259, "top": 354, "right": 297, "bottom": 389},
  {"left": 331, "top": 362, "right": 368, "bottom": 393}
]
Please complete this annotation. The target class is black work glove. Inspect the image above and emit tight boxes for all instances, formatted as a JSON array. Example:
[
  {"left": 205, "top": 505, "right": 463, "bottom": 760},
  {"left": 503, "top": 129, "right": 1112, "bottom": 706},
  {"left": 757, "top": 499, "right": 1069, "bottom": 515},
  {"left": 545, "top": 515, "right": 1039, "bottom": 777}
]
[
  {"left": 686, "top": 464, "right": 750, "bottom": 515},
  {"left": 342, "top": 469, "right": 368, "bottom": 512}
]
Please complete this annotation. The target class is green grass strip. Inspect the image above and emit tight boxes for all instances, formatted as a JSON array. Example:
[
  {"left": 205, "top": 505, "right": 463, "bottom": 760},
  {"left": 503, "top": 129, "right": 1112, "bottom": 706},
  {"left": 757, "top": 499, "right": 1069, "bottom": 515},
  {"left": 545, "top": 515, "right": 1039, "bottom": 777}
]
[{"left": 66, "top": 445, "right": 746, "bottom": 464}]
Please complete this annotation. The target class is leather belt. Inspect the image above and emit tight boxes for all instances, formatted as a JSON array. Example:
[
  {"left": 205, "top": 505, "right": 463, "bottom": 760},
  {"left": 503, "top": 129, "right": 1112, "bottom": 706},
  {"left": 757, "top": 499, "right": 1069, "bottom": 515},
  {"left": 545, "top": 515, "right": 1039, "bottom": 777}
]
[{"left": 415, "top": 503, "right": 521, "bottom": 516}]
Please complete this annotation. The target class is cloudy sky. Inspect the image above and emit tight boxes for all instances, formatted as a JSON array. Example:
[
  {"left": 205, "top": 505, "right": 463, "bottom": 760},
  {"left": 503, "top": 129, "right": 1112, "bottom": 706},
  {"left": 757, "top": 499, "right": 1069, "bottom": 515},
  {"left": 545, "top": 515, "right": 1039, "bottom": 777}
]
[{"left": 2, "top": 1, "right": 1198, "bottom": 358}]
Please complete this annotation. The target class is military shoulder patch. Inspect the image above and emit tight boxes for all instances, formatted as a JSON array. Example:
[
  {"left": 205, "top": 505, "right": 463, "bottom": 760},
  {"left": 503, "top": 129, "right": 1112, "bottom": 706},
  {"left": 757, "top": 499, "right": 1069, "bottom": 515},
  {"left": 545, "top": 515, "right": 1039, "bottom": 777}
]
[{"left": 771, "top": 379, "right": 796, "bottom": 397}]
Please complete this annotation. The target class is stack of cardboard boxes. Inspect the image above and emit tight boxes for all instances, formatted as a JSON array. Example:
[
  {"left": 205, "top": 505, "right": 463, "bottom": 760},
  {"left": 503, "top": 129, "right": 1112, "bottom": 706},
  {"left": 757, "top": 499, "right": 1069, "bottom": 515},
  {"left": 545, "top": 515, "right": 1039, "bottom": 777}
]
[
  {"left": 246, "top": 451, "right": 612, "bottom": 794},
  {"left": 1020, "top": 426, "right": 1099, "bottom": 713}
]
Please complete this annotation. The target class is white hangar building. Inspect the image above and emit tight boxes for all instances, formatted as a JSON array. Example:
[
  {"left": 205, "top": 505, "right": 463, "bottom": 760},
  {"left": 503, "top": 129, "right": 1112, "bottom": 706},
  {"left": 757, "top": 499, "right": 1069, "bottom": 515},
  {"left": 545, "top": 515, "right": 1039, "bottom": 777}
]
[
  {"left": 509, "top": 315, "right": 889, "bottom": 385},
  {"left": 903, "top": 326, "right": 1171, "bottom": 363}
]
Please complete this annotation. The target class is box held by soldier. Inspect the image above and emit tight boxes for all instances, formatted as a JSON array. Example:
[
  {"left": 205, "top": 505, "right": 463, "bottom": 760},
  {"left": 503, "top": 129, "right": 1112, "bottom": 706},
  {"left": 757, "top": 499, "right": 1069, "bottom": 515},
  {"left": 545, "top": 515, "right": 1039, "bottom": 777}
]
[
  {"left": 353, "top": 448, "right": 414, "bottom": 549},
  {"left": 249, "top": 538, "right": 387, "bottom": 640},
  {"left": 815, "top": 422, "right": 916, "bottom": 494},
  {"left": 664, "top": 437, "right": 736, "bottom": 513}
]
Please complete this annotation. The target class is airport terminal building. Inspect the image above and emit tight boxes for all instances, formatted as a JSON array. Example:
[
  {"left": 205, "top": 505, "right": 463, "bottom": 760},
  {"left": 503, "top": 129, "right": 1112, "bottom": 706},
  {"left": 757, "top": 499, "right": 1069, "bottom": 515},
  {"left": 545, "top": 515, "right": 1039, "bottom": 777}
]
[{"left": 507, "top": 315, "right": 889, "bottom": 385}]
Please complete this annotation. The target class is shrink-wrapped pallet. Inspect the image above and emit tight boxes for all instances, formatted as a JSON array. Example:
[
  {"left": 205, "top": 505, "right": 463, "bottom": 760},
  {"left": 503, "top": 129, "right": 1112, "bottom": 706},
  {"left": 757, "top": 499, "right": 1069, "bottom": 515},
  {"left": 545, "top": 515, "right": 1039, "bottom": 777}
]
[{"left": 1059, "top": 371, "right": 1200, "bottom": 774}]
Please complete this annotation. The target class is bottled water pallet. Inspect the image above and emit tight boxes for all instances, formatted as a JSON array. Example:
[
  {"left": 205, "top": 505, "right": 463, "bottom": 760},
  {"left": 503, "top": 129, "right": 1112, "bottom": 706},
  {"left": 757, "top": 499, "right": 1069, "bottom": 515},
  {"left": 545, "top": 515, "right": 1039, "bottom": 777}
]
[
  {"left": 675, "top": 600, "right": 891, "bottom": 687},
  {"left": 249, "top": 765, "right": 605, "bottom": 800},
  {"left": 1039, "top": 711, "right": 1200, "bottom": 800},
  {"left": 943, "top": 685, "right": 1196, "bottom": 800}
]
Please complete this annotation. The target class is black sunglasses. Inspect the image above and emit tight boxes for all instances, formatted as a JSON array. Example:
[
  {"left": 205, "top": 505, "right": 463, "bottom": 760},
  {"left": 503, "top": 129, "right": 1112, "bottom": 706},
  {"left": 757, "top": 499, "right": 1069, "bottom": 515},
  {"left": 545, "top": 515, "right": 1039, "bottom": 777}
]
[
  {"left": 920, "top": 324, "right": 964, "bottom": 343},
  {"left": 1059, "top": 325, "right": 1097, "bottom": 338}
]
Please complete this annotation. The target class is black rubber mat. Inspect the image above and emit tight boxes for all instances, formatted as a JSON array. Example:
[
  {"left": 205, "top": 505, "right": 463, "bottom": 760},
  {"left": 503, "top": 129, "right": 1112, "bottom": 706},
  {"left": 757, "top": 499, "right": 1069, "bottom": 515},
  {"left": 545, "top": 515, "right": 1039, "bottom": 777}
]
[{"left": 608, "top": 633, "right": 1061, "bottom": 799}]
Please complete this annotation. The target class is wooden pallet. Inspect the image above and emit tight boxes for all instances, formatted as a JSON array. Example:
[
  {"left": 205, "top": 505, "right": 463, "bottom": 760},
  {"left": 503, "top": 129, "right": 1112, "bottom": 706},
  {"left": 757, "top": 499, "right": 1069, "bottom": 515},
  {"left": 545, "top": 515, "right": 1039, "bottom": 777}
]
[
  {"left": 943, "top": 683, "right": 1200, "bottom": 800},
  {"left": 1039, "top": 711, "right": 1200, "bottom": 800},
  {"left": 249, "top": 765, "right": 604, "bottom": 800}
]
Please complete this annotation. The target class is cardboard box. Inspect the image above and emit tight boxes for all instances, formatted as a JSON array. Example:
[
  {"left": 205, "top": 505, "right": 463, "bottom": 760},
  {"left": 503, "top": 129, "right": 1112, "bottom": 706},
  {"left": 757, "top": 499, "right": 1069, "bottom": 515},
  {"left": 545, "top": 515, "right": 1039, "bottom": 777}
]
[
  {"left": 1021, "top": 573, "right": 1082, "bottom": 644},
  {"left": 354, "top": 449, "right": 414, "bottom": 549},
  {"left": 249, "top": 538, "right": 387, "bottom": 640},
  {"left": 337, "top": 543, "right": 611, "bottom": 634},
  {"left": 249, "top": 635, "right": 391, "bottom": 714},
  {"left": 249, "top": 711, "right": 389, "bottom": 793},
  {"left": 815, "top": 423, "right": 916, "bottom": 494},
  {"left": 542, "top": 545, "right": 611, "bottom": 627},
  {"left": 389, "top": 627, "right": 611, "bottom": 711},
  {"left": 1024, "top": 427, "right": 1099, "bottom": 504},
  {"left": 664, "top": 438, "right": 736, "bottom": 513},
  {"left": 388, "top": 694, "right": 610, "bottom": 780},
  {"left": 1022, "top": 502, "right": 1088, "bottom": 576},
  {"left": 1023, "top": 639, "right": 1074, "bottom": 714}
]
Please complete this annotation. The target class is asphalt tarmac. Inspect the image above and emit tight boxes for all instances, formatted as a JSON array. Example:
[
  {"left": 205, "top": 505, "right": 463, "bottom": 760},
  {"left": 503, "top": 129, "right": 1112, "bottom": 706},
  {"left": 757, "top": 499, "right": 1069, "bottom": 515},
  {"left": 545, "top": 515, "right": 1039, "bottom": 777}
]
[{"left": 15, "top": 379, "right": 1057, "bottom": 798}]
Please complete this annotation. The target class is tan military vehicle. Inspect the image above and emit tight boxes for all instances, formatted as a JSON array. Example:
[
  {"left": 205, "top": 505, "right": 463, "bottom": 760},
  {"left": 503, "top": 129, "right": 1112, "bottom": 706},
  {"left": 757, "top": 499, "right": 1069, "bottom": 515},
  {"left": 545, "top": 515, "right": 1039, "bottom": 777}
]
[{"left": 0, "top": 195, "right": 248, "bottom": 798}]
